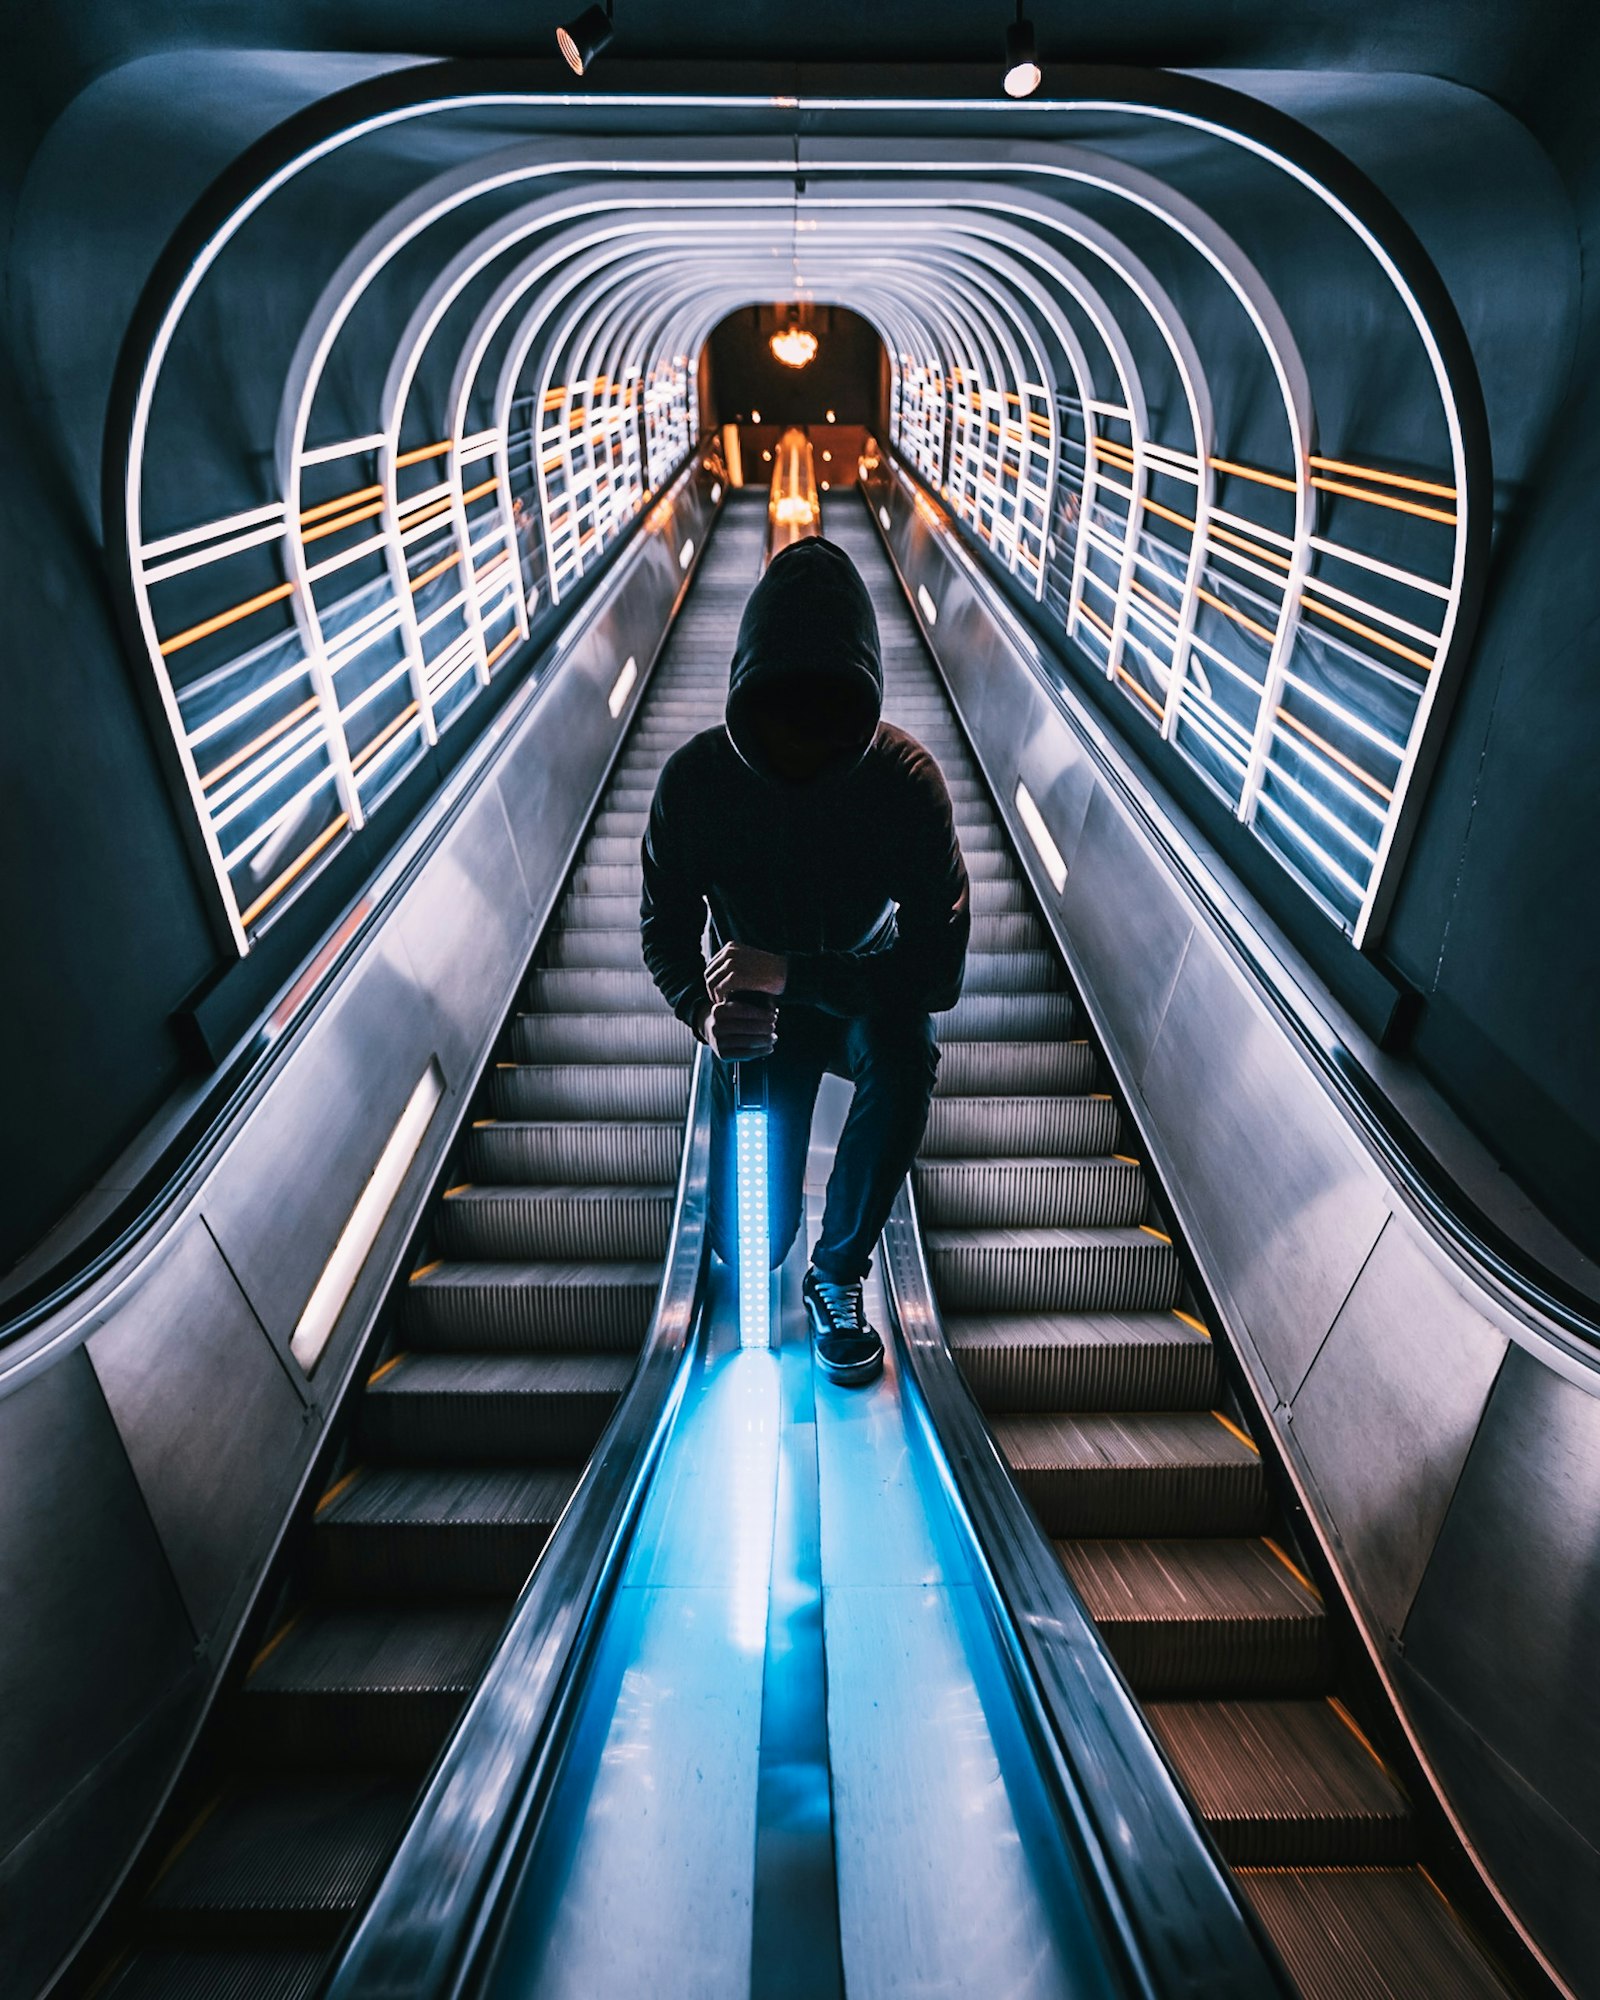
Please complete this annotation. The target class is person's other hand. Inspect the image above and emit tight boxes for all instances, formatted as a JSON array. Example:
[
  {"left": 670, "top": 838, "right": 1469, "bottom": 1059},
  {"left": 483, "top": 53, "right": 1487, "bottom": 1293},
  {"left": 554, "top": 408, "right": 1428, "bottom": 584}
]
[
  {"left": 698, "top": 995, "right": 778, "bottom": 1060},
  {"left": 706, "top": 941, "right": 788, "bottom": 1002}
]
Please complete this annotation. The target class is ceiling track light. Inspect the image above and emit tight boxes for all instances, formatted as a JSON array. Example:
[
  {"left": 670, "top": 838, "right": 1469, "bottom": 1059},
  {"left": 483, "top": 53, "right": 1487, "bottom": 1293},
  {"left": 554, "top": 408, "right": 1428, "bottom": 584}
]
[
  {"left": 1003, "top": 3, "right": 1042, "bottom": 98},
  {"left": 557, "top": 0, "right": 614, "bottom": 76}
]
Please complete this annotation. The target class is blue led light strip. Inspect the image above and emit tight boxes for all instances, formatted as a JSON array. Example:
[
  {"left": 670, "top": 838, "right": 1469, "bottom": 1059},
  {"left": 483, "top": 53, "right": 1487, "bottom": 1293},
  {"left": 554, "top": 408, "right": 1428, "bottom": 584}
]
[{"left": 735, "top": 1064, "right": 771, "bottom": 1349}]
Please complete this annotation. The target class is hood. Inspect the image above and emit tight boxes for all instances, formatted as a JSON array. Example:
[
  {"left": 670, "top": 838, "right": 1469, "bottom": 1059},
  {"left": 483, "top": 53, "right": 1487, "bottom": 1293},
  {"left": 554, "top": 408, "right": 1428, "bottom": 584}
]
[{"left": 725, "top": 535, "right": 884, "bottom": 783}]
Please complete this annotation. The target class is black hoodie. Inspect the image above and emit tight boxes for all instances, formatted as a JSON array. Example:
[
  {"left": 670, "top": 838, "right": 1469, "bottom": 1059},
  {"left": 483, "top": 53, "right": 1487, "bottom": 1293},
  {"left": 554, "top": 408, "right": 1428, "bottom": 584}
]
[{"left": 640, "top": 535, "right": 971, "bottom": 1031}]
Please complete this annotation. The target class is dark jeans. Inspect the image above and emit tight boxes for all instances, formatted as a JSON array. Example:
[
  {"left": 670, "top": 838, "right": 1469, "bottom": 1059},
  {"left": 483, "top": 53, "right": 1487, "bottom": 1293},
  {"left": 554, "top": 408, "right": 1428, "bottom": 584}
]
[{"left": 707, "top": 1004, "right": 940, "bottom": 1284}]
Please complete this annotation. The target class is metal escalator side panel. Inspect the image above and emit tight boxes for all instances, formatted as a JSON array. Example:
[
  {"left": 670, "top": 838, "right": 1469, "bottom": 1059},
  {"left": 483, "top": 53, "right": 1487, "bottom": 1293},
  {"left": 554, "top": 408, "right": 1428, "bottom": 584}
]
[{"left": 323, "top": 1047, "right": 712, "bottom": 2000}]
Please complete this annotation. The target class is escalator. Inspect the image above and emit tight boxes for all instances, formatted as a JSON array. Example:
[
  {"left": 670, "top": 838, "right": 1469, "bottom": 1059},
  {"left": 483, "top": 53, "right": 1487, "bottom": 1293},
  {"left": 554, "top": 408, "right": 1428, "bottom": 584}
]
[
  {"left": 830, "top": 498, "right": 1523, "bottom": 2000},
  {"left": 86, "top": 493, "right": 766, "bottom": 2000}
]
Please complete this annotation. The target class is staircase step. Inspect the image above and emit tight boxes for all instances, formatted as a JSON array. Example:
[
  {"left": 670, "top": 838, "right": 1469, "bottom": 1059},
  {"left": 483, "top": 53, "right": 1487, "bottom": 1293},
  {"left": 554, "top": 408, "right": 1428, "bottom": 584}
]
[
  {"left": 949, "top": 1310, "right": 1215, "bottom": 1411},
  {"left": 436, "top": 1184, "right": 671, "bottom": 1260},
  {"left": 143, "top": 1778, "right": 412, "bottom": 1940},
  {"left": 962, "top": 950, "right": 1062, "bottom": 994},
  {"left": 968, "top": 913, "right": 1047, "bottom": 951},
  {"left": 360, "top": 1352, "right": 636, "bottom": 1461},
  {"left": 1146, "top": 1700, "right": 1414, "bottom": 1866},
  {"left": 489, "top": 1063, "right": 690, "bottom": 1121},
  {"left": 234, "top": 1605, "right": 507, "bottom": 1767},
  {"left": 925, "top": 1225, "right": 1181, "bottom": 1313},
  {"left": 463, "top": 1119, "right": 681, "bottom": 1184},
  {"left": 314, "top": 1466, "right": 578, "bottom": 1596},
  {"left": 511, "top": 1012, "right": 691, "bottom": 1064},
  {"left": 101, "top": 1949, "right": 330, "bottom": 2000},
  {"left": 942, "top": 991, "right": 1074, "bottom": 1040},
  {"left": 923, "top": 1094, "right": 1120, "bottom": 1158},
  {"left": 992, "top": 1410, "right": 1268, "bottom": 1535},
  {"left": 1235, "top": 1868, "right": 1514, "bottom": 2000},
  {"left": 541, "top": 928, "right": 647, "bottom": 968},
  {"left": 526, "top": 968, "right": 667, "bottom": 1013},
  {"left": 968, "top": 877, "right": 1037, "bottom": 915},
  {"left": 1056, "top": 1539, "right": 1329, "bottom": 1696},
  {"left": 402, "top": 1260, "right": 658, "bottom": 1350},
  {"left": 933, "top": 1041, "right": 1098, "bottom": 1098},
  {"left": 916, "top": 1156, "right": 1146, "bottom": 1229}
]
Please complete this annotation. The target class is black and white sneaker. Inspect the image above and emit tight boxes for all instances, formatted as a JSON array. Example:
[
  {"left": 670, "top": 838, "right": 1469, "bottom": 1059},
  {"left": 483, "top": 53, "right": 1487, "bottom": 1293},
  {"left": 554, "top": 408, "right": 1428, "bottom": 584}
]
[{"left": 802, "top": 1270, "right": 885, "bottom": 1387}]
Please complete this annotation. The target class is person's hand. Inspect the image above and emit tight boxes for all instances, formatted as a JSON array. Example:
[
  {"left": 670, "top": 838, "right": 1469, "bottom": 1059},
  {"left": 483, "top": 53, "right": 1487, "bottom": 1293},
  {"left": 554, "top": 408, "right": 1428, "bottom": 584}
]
[
  {"left": 706, "top": 941, "right": 788, "bottom": 1002},
  {"left": 697, "top": 995, "right": 778, "bottom": 1060}
]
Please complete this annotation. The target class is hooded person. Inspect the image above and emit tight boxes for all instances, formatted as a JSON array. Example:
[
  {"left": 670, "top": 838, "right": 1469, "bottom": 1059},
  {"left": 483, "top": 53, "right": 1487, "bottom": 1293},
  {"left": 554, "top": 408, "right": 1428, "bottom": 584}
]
[{"left": 640, "top": 533, "right": 970, "bottom": 1384}]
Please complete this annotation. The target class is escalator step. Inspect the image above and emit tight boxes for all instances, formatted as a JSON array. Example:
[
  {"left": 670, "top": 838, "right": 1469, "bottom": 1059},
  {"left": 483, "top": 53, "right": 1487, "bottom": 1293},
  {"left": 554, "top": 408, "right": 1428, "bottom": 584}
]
[
  {"left": 489, "top": 1062, "right": 690, "bottom": 1121},
  {"left": 942, "top": 990, "right": 1075, "bottom": 1040},
  {"left": 968, "top": 912, "right": 1047, "bottom": 951},
  {"left": 948, "top": 1309, "right": 1215, "bottom": 1411},
  {"left": 915, "top": 1156, "right": 1147, "bottom": 1229},
  {"left": 925, "top": 1225, "right": 1181, "bottom": 1312},
  {"left": 557, "top": 893, "right": 652, "bottom": 930},
  {"left": 402, "top": 1260, "right": 658, "bottom": 1349},
  {"left": 143, "top": 1778, "right": 411, "bottom": 1940},
  {"left": 511, "top": 1012, "right": 692, "bottom": 1064},
  {"left": 960, "top": 848, "right": 1019, "bottom": 882},
  {"left": 99, "top": 1949, "right": 329, "bottom": 2000},
  {"left": 1235, "top": 1868, "right": 1514, "bottom": 2000},
  {"left": 967, "top": 878, "right": 1037, "bottom": 915},
  {"left": 360, "top": 1351, "right": 636, "bottom": 1460},
  {"left": 314, "top": 1465, "right": 578, "bottom": 1596},
  {"left": 932, "top": 1039, "right": 1098, "bottom": 1097},
  {"left": 436, "top": 1184, "right": 672, "bottom": 1260},
  {"left": 235, "top": 1605, "right": 507, "bottom": 1767},
  {"left": 1145, "top": 1700, "right": 1414, "bottom": 1866},
  {"left": 541, "top": 927, "right": 647, "bottom": 968},
  {"left": 526, "top": 968, "right": 668, "bottom": 1013},
  {"left": 923, "top": 1093, "right": 1120, "bottom": 1158},
  {"left": 571, "top": 863, "right": 646, "bottom": 896},
  {"left": 993, "top": 1410, "right": 1268, "bottom": 1535},
  {"left": 962, "top": 950, "right": 1062, "bottom": 993},
  {"left": 1056, "top": 1539, "right": 1329, "bottom": 1695},
  {"left": 464, "top": 1118, "right": 680, "bottom": 1183}
]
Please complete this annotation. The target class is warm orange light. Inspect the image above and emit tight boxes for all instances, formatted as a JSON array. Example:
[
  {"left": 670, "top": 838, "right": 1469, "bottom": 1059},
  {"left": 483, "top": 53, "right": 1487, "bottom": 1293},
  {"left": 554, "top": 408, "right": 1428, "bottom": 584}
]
[
  {"left": 770, "top": 325, "right": 819, "bottom": 369},
  {"left": 774, "top": 495, "right": 817, "bottom": 526}
]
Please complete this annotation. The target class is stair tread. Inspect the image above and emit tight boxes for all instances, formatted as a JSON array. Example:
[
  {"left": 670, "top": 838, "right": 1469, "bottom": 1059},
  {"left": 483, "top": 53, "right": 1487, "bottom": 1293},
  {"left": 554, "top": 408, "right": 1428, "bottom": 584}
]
[
  {"left": 410, "top": 1258, "right": 659, "bottom": 1291},
  {"left": 102, "top": 1949, "right": 329, "bottom": 2000},
  {"left": 319, "top": 1464, "right": 579, "bottom": 1529},
  {"left": 442, "top": 1182, "right": 672, "bottom": 1202},
  {"left": 949, "top": 1310, "right": 1204, "bottom": 1354},
  {"left": 1235, "top": 1867, "right": 1513, "bottom": 2000},
  {"left": 147, "top": 1778, "right": 412, "bottom": 1914},
  {"left": 1146, "top": 1699, "right": 1409, "bottom": 1827},
  {"left": 368, "top": 1352, "right": 637, "bottom": 1396},
  {"left": 1056, "top": 1537, "right": 1323, "bottom": 1626},
  {"left": 994, "top": 1409, "right": 1258, "bottom": 1471},
  {"left": 245, "top": 1604, "right": 507, "bottom": 1697},
  {"left": 926, "top": 1225, "right": 1170, "bottom": 1250}
]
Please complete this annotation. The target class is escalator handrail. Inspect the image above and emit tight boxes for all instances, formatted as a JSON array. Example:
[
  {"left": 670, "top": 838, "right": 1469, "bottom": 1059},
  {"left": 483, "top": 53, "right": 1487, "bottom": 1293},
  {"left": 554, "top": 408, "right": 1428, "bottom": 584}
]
[
  {"left": 0, "top": 447, "right": 712, "bottom": 1349},
  {"left": 874, "top": 456, "right": 1600, "bottom": 1362},
  {"left": 323, "top": 1044, "right": 712, "bottom": 2000},
  {"left": 880, "top": 1179, "right": 1297, "bottom": 2000}
]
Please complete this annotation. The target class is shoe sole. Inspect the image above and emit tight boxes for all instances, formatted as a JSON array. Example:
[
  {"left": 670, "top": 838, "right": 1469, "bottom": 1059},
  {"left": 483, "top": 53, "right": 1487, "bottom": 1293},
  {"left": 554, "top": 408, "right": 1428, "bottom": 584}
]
[{"left": 813, "top": 1344, "right": 885, "bottom": 1387}]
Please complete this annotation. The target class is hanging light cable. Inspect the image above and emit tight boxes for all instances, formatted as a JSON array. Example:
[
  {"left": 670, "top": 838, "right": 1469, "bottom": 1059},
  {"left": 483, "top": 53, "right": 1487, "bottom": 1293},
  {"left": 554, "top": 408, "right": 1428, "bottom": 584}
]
[
  {"left": 1003, "top": 3, "right": 1042, "bottom": 98},
  {"left": 557, "top": 0, "right": 615, "bottom": 75}
]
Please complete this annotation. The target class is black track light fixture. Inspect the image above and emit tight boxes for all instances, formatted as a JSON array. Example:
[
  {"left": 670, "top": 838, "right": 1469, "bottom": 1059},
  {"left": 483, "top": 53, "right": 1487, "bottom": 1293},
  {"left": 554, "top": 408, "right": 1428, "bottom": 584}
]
[
  {"left": 1003, "top": 3, "right": 1042, "bottom": 98},
  {"left": 557, "top": 0, "right": 614, "bottom": 76}
]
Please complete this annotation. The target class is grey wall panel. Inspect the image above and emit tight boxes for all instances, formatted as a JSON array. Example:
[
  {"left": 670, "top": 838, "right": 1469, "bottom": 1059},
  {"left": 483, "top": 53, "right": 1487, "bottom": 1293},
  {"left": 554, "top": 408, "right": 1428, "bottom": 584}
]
[
  {"left": 1403, "top": 1343, "right": 1600, "bottom": 1861},
  {"left": 1397, "top": 1667, "right": 1600, "bottom": 2000},
  {"left": 1018, "top": 709, "right": 1098, "bottom": 883},
  {"left": 86, "top": 1219, "right": 308, "bottom": 1645},
  {"left": 1061, "top": 788, "right": 1195, "bottom": 1082},
  {"left": 1290, "top": 1220, "right": 1508, "bottom": 1639},
  {"left": 1138, "top": 936, "right": 1390, "bottom": 1402},
  {"left": 392, "top": 779, "right": 534, "bottom": 1086},
  {"left": 0, "top": 1349, "right": 194, "bottom": 1871},
  {"left": 199, "top": 929, "right": 436, "bottom": 1355}
]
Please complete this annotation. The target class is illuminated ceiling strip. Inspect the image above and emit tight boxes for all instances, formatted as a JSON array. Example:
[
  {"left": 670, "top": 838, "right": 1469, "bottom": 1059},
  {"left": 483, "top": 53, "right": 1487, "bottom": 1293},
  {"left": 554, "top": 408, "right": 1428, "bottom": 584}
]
[
  {"left": 301, "top": 482, "right": 385, "bottom": 526},
  {"left": 141, "top": 498, "right": 287, "bottom": 561},
  {"left": 142, "top": 516, "right": 288, "bottom": 583},
  {"left": 198, "top": 696, "right": 321, "bottom": 789},
  {"left": 237, "top": 810, "right": 349, "bottom": 932},
  {"left": 160, "top": 579, "right": 295, "bottom": 656},
  {"left": 1307, "top": 454, "right": 1455, "bottom": 499},
  {"left": 300, "top": 434, "right": 386, "bottom": 466},
  {"left": 1300, "top": 594, "right": 1436, "bottom": 671},
  {"left": 1309, "top": 473, "right": 1457, "bottom": 527},
  {"left": 1274, "top": 707, "right": 1393, "bottom": 804},
  {"left": 1308, "top": 535, "right": 1452, "bottom": 602}
]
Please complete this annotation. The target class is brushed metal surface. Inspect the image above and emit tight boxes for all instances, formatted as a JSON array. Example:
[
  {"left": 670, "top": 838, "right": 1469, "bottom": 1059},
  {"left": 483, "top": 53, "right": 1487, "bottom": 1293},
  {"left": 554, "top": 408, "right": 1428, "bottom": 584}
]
[
  {"left": 1403, "top": 1342, "right": 1600, "bottom": 1859},
  {"left": 198, "top": 928, "right": 438, "bottom": 1358},
  {"left": 1292, "top": 1220, "right": 1509, "bottom": 1639},
  {"left": 1061, "top": 788, "right": 1195, "bottom": 1082},
  {"left": 0, "top": 1349, "right": 195, "bottom": 1862},
  {"left": 87, "top": 1219, "right": 307, "bottom": 1642},
  {"left": 1138, "top": 934, "right": 1391, "bottom": 1402}
]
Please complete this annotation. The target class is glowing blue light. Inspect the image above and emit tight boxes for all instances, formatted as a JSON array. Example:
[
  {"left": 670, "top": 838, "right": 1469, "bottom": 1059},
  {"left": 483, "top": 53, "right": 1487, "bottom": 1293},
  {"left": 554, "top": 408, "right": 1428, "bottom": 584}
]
[{"left": 735, "top": 1105, "right": 771, "bottom": 1348}]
